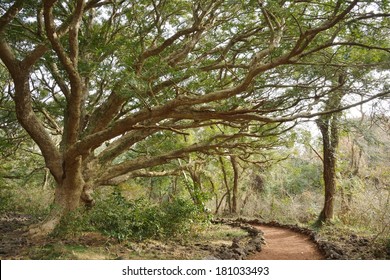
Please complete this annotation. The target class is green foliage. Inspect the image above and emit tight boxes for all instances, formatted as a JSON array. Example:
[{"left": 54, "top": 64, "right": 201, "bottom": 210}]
[
  {"left": 51, "top": 209, "right": 94, "bottom": 238},
  {"left": 53, "top": 190, "right": 210, "bottom": 242},
  {"left": 159, "top": 197, "right": 208, "bottom": 237},
  {"left": 1, "top": 0, "right": 389, "bottom": 243},
  {"left": 264, "top": 157, "right": 322, "bottom": 195},
  {"left": 89, "top": 192, "right": 161, "bottom": 241},
  {"left": 0, "top": 184, "right": 15, "bottom": 213},
  {"left": 0, "top": 166, "right": 52, "bottom": 217}
]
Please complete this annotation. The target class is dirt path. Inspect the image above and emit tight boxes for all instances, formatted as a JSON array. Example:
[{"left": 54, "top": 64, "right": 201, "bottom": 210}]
[{"left": 247, "top": 225, "right": 324, "bottom": 260}]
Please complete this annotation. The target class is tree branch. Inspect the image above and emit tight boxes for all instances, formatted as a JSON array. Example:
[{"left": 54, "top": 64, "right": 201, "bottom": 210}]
[
  {"left": 97, "top": 141, "right": 246, "bottom": 184},
  {"left": 0, "top": 0, "right": 24, "bottom": 33},
  {"left": 44, "top": 0, "right": 86, "bottom": 148},
  {"left": 69, "top": 0, "right": 86, "bottom": 66}
]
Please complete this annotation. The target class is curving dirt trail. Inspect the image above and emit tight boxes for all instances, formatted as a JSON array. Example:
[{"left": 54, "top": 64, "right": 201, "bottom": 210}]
[
  {"left": 1, "top": 214, "right": 325, "bottom": 260},
  {"left": 247, "top": 225, "right": 324, "bottom": 260}
]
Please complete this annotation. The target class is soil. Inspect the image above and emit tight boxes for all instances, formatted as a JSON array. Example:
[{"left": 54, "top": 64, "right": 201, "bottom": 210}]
[{"left": 247, "top": 225, "right": 324, "bottom": 260}]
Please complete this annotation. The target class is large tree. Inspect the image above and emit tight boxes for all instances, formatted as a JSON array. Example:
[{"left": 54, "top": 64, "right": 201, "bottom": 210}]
[{"left": 0, "top": 0, "right": 389, "bottom": 235}]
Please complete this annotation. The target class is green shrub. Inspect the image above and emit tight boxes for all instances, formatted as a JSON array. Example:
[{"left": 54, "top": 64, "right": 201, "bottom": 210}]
[
  {"left": 50, "top": 190, "right": 210, "bottom": 242},
  {"left": 51, "top": 208, "right": 94, "bottom": 238},
  {"left": 89, "top": 191, "right": 209, "bottom": 242},
  {"left": 89, "top": 191, "right": 151, "bottom": 241},
  {"left": 0, "top": 187, "right": 14, "bottom": 213},
  {"left": 160, "top": 197, "right": 206, "bottom": 237}
]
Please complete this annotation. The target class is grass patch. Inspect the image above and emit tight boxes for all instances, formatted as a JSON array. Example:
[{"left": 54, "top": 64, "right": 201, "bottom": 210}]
[
  {"left": 29, "top": 244, "right": 75, "bottom": 260},
  {"left": 200, "top": 224, "right": 247, "bottom": 241},
  {"left": 28, "top": 243, "right": 112, "bottom": 260},
  {"left": 24, "top": 223, "right": 248, "bottom": 260}
]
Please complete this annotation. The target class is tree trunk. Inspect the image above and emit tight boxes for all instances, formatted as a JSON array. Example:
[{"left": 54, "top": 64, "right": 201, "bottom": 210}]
[
  {"left": 317, "top": 115, "right": 339, "bottom": 224},
  {"left": 29, "top": 157, "right": 86, "bottom": 237},
  {"left": 42, "top": 168, "right": 50, "bottom": 189},
  {"left": 230, "top": 156, "right": 239, "bottom": 214},
  {"left": 316, "top": 75, "right": 345, "bottom": 225},
  {"left": 189, "top": 169, "right": 201, "bottom": 205},
  {"left": 215, "top": 192, "right": 229, "bottom": 215},
  {"left": 219, "top": 156, "right": 232, "bottom": 213}
]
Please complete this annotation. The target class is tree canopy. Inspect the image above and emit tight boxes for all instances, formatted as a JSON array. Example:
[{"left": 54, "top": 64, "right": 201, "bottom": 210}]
[{"left": 0, "top": 0, "right": 389, "bottom": 235}]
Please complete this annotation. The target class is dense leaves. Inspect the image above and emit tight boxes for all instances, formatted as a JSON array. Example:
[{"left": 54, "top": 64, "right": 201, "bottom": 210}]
[
  {"left": 0, "top": 0, "right": 389, "bottom": 236},
  {"left": 54, "top": 191, "right": 209, "bottom": 242}
]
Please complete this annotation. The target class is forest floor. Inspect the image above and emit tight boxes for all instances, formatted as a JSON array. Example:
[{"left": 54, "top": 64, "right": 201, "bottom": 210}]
[
  {"left": 1, "top": 213, "right": 389, "bottom": 260},
  {"left": 0, "top": 213, "right": 254, "bottom": 260}
]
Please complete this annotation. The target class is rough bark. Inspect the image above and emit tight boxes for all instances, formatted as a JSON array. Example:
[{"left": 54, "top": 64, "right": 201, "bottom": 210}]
[
  {"left": 316, "top": 114, "right": 340, "bottom": 224},
  {"left": 29, "top": 156, "right": 87, "bottom": 237}
]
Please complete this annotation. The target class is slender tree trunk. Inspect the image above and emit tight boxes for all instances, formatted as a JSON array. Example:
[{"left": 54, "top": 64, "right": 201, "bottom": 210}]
[
  {"left": 205, "top": 176, "right": 220, "bottom": 214},
  {"left": 215, "top": 192, "right": 229, "bottom": 215},
  {"left": 42, "top": 168, "right": 50, "bottom": 189},
  {"left": 316, "top": 74, "right": 345, "bottom": 224},
  {"left": 317, "top": 115, "right": 340, "bottom": 224},
  {"left": 219, "top": 156, "right": 231, "bottom": 213},
  {"left": 230, "top": 156, "right": 239, "bottom": 214},
  {"left": 189, "top": 169, "right": 203, "bottom": 207}
]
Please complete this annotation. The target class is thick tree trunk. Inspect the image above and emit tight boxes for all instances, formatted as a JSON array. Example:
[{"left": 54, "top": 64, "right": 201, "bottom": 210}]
[
  {"left": 28, "top": 183, "right": 84, "bottom": 237},
  {"left": 29, "top": 157, "right": 86, "bottom": 237}
]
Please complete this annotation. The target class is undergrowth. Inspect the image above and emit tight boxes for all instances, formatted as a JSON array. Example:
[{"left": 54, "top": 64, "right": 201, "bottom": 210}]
[{"left": 52, "top": 190, "right": 211, "bottom": 242}]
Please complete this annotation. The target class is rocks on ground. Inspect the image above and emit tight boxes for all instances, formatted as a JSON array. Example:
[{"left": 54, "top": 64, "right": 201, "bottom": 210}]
[{"left": 211, "top": 218, "right": 265, "bottom": 260}]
